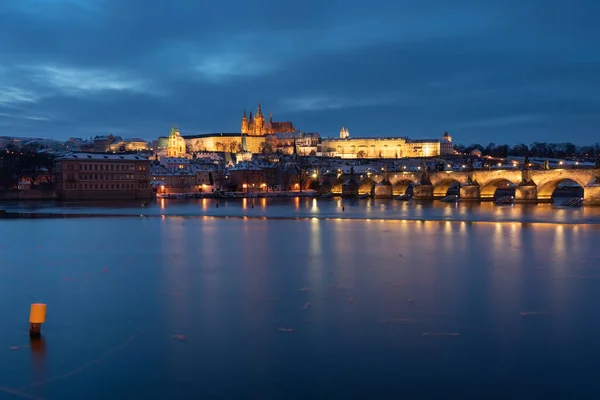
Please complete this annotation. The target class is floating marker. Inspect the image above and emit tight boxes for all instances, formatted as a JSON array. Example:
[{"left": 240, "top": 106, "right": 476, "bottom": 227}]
[{"left": 29, "top": 303, "right": 46, "bottom": 338}]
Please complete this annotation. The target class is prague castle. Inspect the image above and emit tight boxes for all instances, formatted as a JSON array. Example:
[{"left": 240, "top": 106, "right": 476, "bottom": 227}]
[
  {"left": 241, "top": 103, "right": 295, "bottom": 136},
  {"left": 160, "top": 103, "right": 311, "bottom": 158},
  {"left": 158, "top": 103, "right": 454, "bottom": 159},
  {"left": 318, "top": 128, "right": 453, "bottom": 158}
]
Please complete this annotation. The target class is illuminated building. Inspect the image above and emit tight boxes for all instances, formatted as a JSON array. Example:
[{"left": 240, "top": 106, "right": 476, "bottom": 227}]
[
  {"left": 167, "top": 126, "right": 187, "bottom": 157},
  {"left": 241, "top": 102, "right": 295, "bottom": 136},
  {"left": 319, "top": 129, "right": 453, "bottom": 159},
  {"left": 93, "top": 135, "right": 149, "bottom": 152},
  {"left": 54, "top": 153, "right": 152, "bottom": 200}
]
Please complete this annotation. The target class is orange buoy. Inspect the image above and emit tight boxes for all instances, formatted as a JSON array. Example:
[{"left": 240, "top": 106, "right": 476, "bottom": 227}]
[{"left": 29, "top": 303, "right": 46, "bottom": 337}]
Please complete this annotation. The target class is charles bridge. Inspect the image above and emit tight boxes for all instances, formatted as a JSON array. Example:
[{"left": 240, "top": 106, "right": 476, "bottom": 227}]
[{"left": 323, "top": 167, "right": 600, "bottom": 205}]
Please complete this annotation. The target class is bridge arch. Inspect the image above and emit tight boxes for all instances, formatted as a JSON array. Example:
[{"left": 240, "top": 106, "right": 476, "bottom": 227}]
[
  {"left": 392, "top": 180, "right": 414, "bottom": 196},
  {"left": 330, "top": 178, "right": 344, "bottom": 195},
  {"left": 433, "top": 179, "right": 461, "bottom": 198},
  {"left": 537, "top": 178, "right": 586, "bottom": 202},
  {"left": 480, "top": 178, "right": 518, "bottom": 200},
  {"left": 358, "top": 177, "right": 376, "bottom": 195}
]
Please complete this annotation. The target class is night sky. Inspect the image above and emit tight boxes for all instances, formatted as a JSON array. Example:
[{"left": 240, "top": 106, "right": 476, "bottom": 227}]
[{"left": 1, "top": 0, "right": 598, "bottom": 144}]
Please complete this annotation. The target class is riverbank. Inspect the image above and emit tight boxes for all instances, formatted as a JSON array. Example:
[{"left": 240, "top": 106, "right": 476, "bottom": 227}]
[
  {"left": 157, "top": 190, "right": 321, "bottom": 199},
  {"left": 0, "top": 189, "right": 57, "bottom": 201}
]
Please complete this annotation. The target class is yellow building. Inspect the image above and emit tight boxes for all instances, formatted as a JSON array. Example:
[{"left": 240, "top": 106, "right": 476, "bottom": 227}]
[
  {"left": 319, "top": 128, "right": 450, "bottom": 159},
  {"left": 184, "top": 133, "right": 265, "bottom": 154},
  {"left": 167, "top": 126, "right": 187, "bottom": 157},
  {"left": 241, "top": 103, "right": 295, "bottom": 136},
  {"left": 109, "top": 139, "right": 148, "bottom": 152}
]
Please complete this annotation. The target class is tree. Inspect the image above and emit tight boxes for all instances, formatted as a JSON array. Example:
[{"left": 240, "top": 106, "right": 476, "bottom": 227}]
[
  {"left": 357, "top": 150, "right": 366, "bottom": 158},
  {"left": 215, "top": 142, "right": 225, "bottom": 152},
  {"left": 512, "top": 144, "right": 529, "bottom": 157},
  {"left": 260, "top": 141, "right": 273, "bottom": 154},
  {"left": 228, "top": 142, "right": 241, "bottom": 153}
]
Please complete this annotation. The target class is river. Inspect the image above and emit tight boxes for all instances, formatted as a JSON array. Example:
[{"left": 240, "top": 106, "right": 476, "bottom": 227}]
[{"left": 1, "top": 199, "right": 600, "bottom": 399}]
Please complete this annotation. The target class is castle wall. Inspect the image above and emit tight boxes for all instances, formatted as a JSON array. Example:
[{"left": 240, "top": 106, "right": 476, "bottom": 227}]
[
  {"left": 320, "top": 137, "right": 441, "bottom": 159},
  {"left": 186, "top": 136, "right": 264, "bottom": 154}
]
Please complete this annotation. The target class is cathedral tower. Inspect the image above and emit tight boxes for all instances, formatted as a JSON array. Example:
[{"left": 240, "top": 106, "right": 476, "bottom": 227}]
[
  {"left": 253, "top": 102, "right": 265, "bottom": 135},
  {"left": 241, "top": 109, "right": 249, "bottom": 134},
  {"left": 340, "top": 126, "right": 349, "bottom": 139}
]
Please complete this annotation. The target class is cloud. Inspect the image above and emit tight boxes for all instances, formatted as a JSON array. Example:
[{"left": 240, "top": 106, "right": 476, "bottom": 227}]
[
  {"left": 0, "top": 86, "right": 41, "bottom": 105},
  {"left": 282, "top": 93, "right": 401, "bottom": 112},
  {"left": 0, "top": 0, "right": 598, "bottom": 144},
  {"left": 0, "top": 112, "right": 51, "bottom": 121},
  {"left": 26, "top": 65, "right": 156, "bottom": 95}
]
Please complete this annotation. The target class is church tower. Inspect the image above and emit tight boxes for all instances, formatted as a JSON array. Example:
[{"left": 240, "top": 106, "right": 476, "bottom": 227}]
[
  {"left": 167, "top": 125, "right": 185, "bottom": 157},
  {"left": 340, "top": 126, "right": 349, "bottom": 139},
  {"left": 253, "top": 102, "right": 265, "bottom": 135},
  {"left": 241, "top": 110, "right": 249, "bottom": 134}
]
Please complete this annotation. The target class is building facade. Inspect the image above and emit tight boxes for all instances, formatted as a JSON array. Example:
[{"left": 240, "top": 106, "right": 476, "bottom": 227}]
[
  {"left": 54, "top": 153, "right": 153, "bottom": 200},
  {"left": 167, "top": 126, "right": 187, "bottom": 157},
  {"left": 440, "top": 131, "right": 453, "bottom": 155},
  {"left": 184, "top": 133, "right": 263, "bottom": 154},
  {"left": 93, "top": 135, "right": 148, "bottom": 152},
  {"left": 319, "top": 130, "right": 453, "bottom": 159}
]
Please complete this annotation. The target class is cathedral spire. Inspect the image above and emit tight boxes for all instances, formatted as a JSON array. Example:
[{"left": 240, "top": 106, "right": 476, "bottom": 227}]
[
  {"left": 269, "top": 111, "right": 272, "bottom": 123},
  {"left": 243, "top": 109, "right": 247, "bottom": 118},
  {"left": 257, "top": 101, "right": 262, "bottom": 116}
]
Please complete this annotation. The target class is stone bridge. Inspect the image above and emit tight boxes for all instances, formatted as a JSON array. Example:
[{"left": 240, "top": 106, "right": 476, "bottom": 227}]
[{"left": 326, "top": 168, "right": 600, "bottom": 205}]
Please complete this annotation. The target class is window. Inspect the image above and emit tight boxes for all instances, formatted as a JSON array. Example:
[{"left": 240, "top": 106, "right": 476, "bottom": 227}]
[
  {"left": 95, "top": 184, "right": 98, "bottom": 189},
  {"left": 100, "top": 184, "right": 103, "bottom": 189},
  {"left": 94, "top": 165, "right": 98, "bottom": 171}
]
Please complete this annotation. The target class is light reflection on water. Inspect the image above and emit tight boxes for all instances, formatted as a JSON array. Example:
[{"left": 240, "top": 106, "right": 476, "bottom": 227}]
[
  {"left": 2, "top": 197, "right": 600, "bottom": 224},
  {"left": 0, "top": 216, "right": 600, "bottom": 398}
]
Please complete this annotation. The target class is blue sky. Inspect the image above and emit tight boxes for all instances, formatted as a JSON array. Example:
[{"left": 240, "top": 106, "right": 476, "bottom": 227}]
[{"left": 0, "top": 0, "right": 598, "bottom": 144}]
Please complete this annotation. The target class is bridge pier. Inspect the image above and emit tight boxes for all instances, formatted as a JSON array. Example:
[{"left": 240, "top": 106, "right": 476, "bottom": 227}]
[
  {"left": 374, "top": 182, "right": 393, "bottom": 198},
  {"left": 515, "top": 184, "right": 538, "bottom": 203},
  {"left": 392, "top": 182, "right": 412, "bottom": 196},
  {"left": 413, "top": 184, "right": 433, "bottom": 200},
  {"left": 584, "top": 185, "right": 600, "bottom": 206},
  {"left": 459, "top": 185, "right": 480, "bottom": 201}
]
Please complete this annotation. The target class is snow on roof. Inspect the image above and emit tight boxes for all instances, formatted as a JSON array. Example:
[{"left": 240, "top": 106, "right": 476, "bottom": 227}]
[
  {"left": 57, "top": 152, "right": 148, "bottom": 161},
  {"left": 161, "top": 157, "right": 190, "bottom": 163}
]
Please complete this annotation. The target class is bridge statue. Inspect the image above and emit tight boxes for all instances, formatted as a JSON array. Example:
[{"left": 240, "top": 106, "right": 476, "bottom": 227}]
[{"left": 420, "top": 161, "right": 431, "bottom": 185}]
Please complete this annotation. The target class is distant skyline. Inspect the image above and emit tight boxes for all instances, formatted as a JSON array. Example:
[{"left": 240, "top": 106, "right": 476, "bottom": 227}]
[{"left": 0, "top": 0, "right": 598, "bottom": 144}]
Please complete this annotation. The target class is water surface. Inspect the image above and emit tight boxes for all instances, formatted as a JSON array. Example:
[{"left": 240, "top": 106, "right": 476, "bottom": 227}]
[
  {"left": 2, "top": 197, "right": 599, "bottom": 224},
  {"left": 1, "top": 213, "right": 600, "bottom": 399}
]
